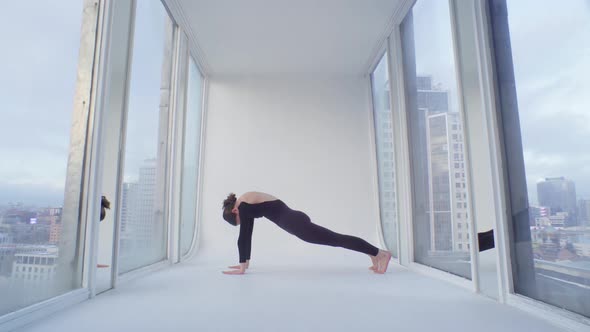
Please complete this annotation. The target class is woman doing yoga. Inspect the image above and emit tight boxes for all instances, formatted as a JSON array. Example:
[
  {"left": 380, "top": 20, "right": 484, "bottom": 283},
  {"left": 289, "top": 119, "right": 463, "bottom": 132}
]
[{"left": 221, "top": 191, "right": 392, "bottom": 275}]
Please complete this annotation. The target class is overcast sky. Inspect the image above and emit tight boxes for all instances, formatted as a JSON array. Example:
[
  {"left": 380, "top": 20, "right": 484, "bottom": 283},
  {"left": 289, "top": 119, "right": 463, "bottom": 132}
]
[
  {"left": 507, "top": 0, "right": 590, "bottom": 204},
  {"left": 0, "top": 0, "right": 588, "bottom": 207},
  {"left": 0, "top": 2, "right": 83, "bottom": 206},
  {"left": 123, "top": 0, "right": 169, "bottom": 185},
  {"left": 0, "top": 1, "right": 168, "bottom": 207}
]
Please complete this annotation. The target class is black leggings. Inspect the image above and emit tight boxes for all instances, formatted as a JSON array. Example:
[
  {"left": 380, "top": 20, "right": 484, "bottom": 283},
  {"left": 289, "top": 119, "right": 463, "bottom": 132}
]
[{"left": 273, "top": 207, "right": 380, "bottom": 257}]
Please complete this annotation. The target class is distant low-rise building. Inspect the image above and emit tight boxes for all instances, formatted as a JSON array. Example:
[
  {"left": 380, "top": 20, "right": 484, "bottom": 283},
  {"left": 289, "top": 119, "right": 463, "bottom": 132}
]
[{"left": 10, "top": 245, "right": 59, "bottom": 304}]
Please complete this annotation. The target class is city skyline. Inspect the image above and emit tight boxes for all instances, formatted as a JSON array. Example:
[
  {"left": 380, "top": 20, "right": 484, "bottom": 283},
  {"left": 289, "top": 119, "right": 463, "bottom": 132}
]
[
  {"left": 0, "top": 157, "right": 163, "bottom": 312},
  {"left": 1, "top": 0, "right": 589, "bottom": 324}
]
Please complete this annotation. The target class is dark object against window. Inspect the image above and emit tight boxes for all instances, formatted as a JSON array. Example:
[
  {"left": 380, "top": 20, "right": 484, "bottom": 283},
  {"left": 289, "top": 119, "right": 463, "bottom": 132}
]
[
  {"left": 100, "top": 196, "right": 111, "bottom": 221},
  {"left": 478, "top": 229, "right": 494, "bottom": 252}
]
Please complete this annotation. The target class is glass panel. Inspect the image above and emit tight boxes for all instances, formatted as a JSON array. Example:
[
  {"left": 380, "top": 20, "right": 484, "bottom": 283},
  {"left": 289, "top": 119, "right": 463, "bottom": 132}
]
[
  {"left": 0, "top": 2, "right": 86, "bottom": 314},
  {"left": 491, "top": 0, "right": 590, "bottom": 317},
  {"left": 119, "top": 0, "right": 174, "bottom": 274},
  {"left": 95, "top": 0, "right": 135, "bottom": 294},
  {"left": 451, "top": 0, "right": 500, "bottom": 299},
  {"left": 371, "top": 53, "right": 398, "bottom": 257},
  {"left": 180, "top": 58, "right": 203, "bottom": 256},
  {"left": 401, "top": 0, "right": 472, "bottom": 278}
]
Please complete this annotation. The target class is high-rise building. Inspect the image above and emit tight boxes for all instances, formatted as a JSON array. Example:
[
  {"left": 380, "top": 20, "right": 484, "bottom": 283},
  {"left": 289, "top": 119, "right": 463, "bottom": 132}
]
[
  {"left": 537, "top": 177, "right": 577, "bottom": 226},
  {"left": 0, "top": 229, "right": 11, "bottom": 246},
  {"left": 413, "top": 76, "right": 449, "bottom": 256},
  {"left": 120, "top": 159, "right": 158, "bottom": 258},
  {"left": 376, "top": 78, "right": 397, "bottom": 247},
  {"left": 416, "top": 76, "right": 470, "bottom": 254},
  {"left": 426, "top": 112, "right": 470, "bottom": 252},
  {"left": 417, "top": 75, "right": 449, "bottom": 114},
  {"left": 37, "top": 208, "right": 63, "bottom": 245},
  {"left": 120, "top": 183, "right": 134, "bottom": 235},
  {"left": 578, "top": 199, "right": 590, "bottom": 226},
  {"left": 138, "top": 159, "right": 157, "bottom": 253},
  {"left": 529, "top": 205, "right": 550, "bottom": 226},
  {"left": 0, "top": 230, "right": 14, "bottom": 277}
]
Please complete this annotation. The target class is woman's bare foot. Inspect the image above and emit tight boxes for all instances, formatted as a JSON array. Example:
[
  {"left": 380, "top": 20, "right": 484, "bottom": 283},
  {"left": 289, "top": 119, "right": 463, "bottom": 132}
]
[
  {"left": 374, "top": 250, "right": 392, "bottom": 274},
  {"left": 369, "top": 255, "right": 378, "bottom": 271}
]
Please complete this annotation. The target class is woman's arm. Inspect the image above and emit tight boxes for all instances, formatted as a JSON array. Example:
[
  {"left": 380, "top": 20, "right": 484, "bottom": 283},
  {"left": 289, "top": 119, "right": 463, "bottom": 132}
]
[
  {"left": 223, "top": 208, "right": 254, "bottom": 275},
  {"left": 237, "top": 212, "right": 254, "bottom": 263}
]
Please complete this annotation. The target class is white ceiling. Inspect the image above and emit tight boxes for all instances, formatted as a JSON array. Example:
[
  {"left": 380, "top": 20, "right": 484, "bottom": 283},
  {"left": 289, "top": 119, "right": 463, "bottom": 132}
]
[{"left": 175, "top": 0, "right": 403, "bottom": 77}]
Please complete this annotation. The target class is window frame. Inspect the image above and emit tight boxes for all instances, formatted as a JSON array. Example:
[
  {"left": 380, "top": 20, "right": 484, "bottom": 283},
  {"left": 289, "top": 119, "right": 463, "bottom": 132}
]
[{"left": 368, "top": 46, "right": 402, "bottom": 261}]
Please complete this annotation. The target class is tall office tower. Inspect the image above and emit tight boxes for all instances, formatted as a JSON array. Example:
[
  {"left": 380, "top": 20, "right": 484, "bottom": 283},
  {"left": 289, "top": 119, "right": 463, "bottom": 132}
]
[
  {"left": 537, "top": 177, "right": 577, "bottom": 226},
  {"left": 46, "top": 208, "right": 62, "bottom": 245},
  {"left": 578, "top": 199, "right": 590, "bottom": 226},
  {"left": 426, "top": 112, "right": 470, "bottom": 252},
  {"left": 375, "top": 77, "right": 397, "bottom": 249},
  {"left": 417, "top": 75, "right": 449, "bottom": 114},
  {"left": 120, "top": 159, "right": 158, "bottom": 258}
]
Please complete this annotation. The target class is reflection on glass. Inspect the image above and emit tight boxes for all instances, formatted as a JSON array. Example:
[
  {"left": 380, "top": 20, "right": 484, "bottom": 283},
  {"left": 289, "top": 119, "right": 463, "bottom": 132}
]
[
  {"left": 0, "top": 1, "right": 85, "bottom": 315},
  {"left": 180, "top": 58, "right": 203, "bottom": 256},
  {"left": 371, "top": 53, "right": 398, "bottom": 257},
  {"left": 119, "top": 0, "right": 174, "bottom": 274},
  {"left": 495, "top": 0, "right": 590, "bottom": 317},
  {"left": 401, "top": 0, "right": 472, "bottom": 278}
]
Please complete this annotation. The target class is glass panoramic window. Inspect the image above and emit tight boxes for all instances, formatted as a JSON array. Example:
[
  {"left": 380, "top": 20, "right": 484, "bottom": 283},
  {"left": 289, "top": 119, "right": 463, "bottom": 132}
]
[
  {"left": 118, "top": 0, "right": 175, "bottom": 274},
  {"left": 371, "top": 52, "right": 398, "bottom": 257},
  {"left": 180, "top": 57, "right": 204, "bottom": 256},
  {"left": 491, "top": 0, "right": 590, "bottom": 318},
  {"left": 0, "top": 1, "right": 86, "bottom": 315},
  {"left": 400, "top": 0, "right": 473, "bottom": 278}
]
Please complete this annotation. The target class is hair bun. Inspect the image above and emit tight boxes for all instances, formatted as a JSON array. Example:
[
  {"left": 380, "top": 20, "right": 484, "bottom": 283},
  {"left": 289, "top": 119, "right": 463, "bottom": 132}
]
[{"left": 222, "top": 193, "right": 237, "bottom": 209}]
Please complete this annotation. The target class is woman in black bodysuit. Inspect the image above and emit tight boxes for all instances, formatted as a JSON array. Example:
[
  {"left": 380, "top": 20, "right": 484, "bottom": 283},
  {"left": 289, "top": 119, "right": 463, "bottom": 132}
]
[{"left": 221, "top": 191, "right": 392, "bottom": 275}]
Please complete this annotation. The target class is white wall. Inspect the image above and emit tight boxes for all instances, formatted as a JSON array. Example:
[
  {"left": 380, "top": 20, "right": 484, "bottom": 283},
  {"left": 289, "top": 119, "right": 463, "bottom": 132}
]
[{"left": 197, "top": 76, "right": 382, "bottom": 262}]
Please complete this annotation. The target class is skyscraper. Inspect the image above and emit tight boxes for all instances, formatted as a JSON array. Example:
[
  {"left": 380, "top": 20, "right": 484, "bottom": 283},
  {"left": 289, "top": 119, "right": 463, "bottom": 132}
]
[
  {"left": 47, "top": 208, "right": 62, "bottom": 244},
  {"left": 120, "top": 159, "right": 160, "bottom": 264},
  {"left": 426, "top": 112, "right": 470, "bottom": 252},
  {"left": 0, "top": 230, "right": 13, "bottom": 277},
  {"left": 578, "top": 199, "right": 590, "bottom": 226},
  {"left": 537, "top": 177, "right": 577, "bottom": 226},
  {"left": 137, "top": 158, "right": 158, "bottom": 253},
  {"left": 411, "top": 75, "right": 450, "bottom": 257},
  {"left": 418, "top": 75, "right": 449, "bottom": 114},
  {"left": 415, "top": 76, "right": 470, "bottom": 254},
  {"left": 375, "top": 76, "right": 397, "bottom": 251}
]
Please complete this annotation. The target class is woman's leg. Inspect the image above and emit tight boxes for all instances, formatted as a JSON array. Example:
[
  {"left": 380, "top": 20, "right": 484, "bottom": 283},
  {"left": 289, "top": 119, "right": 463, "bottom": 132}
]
[
  {"left": 276, "top": 209, "right": 392, "bottom": 273},
  {"left": 282, "top": 211, "right": 379, "bottom": 256},
  {"left": 289, "top": 212, "right": 391, "bottom": 273}
]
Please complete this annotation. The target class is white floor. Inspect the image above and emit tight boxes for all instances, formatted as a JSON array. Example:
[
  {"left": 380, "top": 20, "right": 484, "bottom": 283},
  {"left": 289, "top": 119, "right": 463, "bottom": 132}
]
[{"left": 17, "top": 248, "right": 566, "bottom": 332}]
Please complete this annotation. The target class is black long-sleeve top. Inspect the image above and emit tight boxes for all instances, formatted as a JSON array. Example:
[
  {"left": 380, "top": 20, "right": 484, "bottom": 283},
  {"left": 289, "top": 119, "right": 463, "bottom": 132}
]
[
  {"left": 236, "top": 200, "right": 284, "bottom": 263},
  {"left": 237, "top": 206, "right": 255, "bottom": 263}
]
